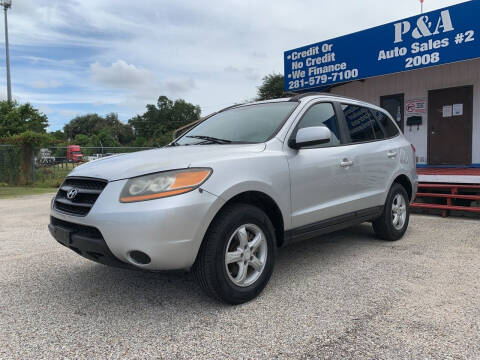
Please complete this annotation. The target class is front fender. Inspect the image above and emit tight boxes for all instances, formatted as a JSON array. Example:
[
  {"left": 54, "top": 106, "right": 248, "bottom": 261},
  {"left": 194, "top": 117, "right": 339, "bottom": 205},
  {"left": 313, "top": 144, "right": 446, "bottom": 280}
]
[{"left": 195, "top": 154, "right": 292, "bottom": 230}]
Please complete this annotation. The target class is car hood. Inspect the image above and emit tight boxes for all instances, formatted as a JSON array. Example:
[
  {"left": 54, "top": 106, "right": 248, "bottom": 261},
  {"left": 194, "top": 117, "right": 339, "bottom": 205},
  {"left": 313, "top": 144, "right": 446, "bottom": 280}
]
[{"left": 68, "top": 144, "right": 266, "bottom": 181}]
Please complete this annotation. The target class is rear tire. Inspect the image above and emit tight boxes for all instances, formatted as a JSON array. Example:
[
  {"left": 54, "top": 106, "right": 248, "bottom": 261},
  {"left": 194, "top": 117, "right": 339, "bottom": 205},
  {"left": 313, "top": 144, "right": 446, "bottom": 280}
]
[
  {"left": 193, "top": 203, "right": 276, "bottom": 304},
  {"left": 373, "top": 183, "right": 410, "bottom": 241}
]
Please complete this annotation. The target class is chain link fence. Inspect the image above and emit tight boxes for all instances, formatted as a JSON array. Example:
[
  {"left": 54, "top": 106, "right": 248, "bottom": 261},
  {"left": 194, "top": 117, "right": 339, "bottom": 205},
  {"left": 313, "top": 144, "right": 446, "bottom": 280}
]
[
  {"left": 1, "top": 146, "right": 155, "bottom": 186},
  {"left": 0, "top": 145, "right": 23, "bottom": 184}
]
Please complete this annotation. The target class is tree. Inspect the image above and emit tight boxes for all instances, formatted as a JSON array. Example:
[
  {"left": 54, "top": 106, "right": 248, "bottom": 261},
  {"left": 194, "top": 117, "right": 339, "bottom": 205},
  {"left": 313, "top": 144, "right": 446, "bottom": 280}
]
[
  {"left": 73, "top": 134, "right": 90, "bottom": 147},
  {"left": 256, "top": 74, "right": 286, "bottom": 100},
  {"left": 63, "top": 113, "right": 104, "bottom": 140},
  {"left": 51, "top": 130, "right": 66, "bottom": 141},
  {"left": 0, "top": 101, "right": 48, "bottom": 137},
  {"left": 104, "top": 113, "right": 134, "bottom": 144},
  {"left": 63, "top": 113, "right": 134, "bottom": 145},
  {"left": 129, "top": 95, "right": 201, "bottom": 145},
  {"left": 97, "top": 128, "right": 118, "bottom": 147}
]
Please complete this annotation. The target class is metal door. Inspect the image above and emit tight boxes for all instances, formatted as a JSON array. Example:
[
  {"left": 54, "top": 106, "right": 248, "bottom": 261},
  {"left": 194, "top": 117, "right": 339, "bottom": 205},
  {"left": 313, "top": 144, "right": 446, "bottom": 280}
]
[
  {"left": 428, "top": 86, "right": 473, "bottom": 165},
  {"left": 381, "top": 94, "right": 404, "bottom": 132}
]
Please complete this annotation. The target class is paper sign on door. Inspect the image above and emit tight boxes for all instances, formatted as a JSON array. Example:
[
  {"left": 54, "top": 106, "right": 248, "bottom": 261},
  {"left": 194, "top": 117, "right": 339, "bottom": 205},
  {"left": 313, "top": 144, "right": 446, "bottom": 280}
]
[
  {"left": 453, "top": 104, "right": 463, "bottom": 116},
  {"left": 442, "top": 105, "right": 452, "bottom": 118}
]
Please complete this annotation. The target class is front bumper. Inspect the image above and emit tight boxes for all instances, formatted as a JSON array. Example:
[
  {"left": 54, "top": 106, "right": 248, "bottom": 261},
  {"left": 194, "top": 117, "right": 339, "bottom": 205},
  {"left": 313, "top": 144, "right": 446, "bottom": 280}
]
[
  {"left": 49, "top": 216, "right": 136, "bottom": 269},
  {"left": 50, "top": 179, "right": 225, "bottom": 270}
]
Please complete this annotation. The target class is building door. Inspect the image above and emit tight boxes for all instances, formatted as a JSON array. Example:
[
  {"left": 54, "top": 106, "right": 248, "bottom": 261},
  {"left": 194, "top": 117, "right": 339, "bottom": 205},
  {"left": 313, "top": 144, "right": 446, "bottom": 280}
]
[
  {"left": 381, "top": 94, "right": 404, "bottom": 132},
  {"left": 428, "top": 86, "right": 473, "bottom": 166}
]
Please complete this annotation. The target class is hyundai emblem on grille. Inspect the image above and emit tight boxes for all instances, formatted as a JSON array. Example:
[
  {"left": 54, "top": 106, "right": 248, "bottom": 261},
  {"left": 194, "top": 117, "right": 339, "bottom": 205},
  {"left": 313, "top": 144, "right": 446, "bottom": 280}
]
[{"left": 67, "top": 188, "right": 79, "bottom": 200}]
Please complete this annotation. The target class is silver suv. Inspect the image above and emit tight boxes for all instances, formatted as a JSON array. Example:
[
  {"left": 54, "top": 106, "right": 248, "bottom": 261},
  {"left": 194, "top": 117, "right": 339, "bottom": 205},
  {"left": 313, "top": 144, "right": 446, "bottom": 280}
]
[{"left": 49, "top": 93, "right": 417, "bottom": 304}]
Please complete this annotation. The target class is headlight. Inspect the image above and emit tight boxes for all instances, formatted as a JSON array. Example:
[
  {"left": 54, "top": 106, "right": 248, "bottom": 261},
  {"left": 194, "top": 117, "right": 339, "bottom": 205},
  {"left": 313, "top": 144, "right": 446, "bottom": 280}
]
[{"left": 120, "top": 168, "right": 212, "bottom": 203}]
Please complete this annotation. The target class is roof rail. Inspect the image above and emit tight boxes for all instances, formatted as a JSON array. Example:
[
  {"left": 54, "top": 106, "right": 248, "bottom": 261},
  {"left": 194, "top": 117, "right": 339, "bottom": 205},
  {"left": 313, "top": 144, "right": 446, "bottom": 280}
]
[
  {"left": 289, "top": 91, "right": 359, "bottom": 102},
  {"left": 289, "top": 92, "right": 331, "bottom": 101},
  {"left": 218, "top": 102, "right": 244, "bottom": 112}
]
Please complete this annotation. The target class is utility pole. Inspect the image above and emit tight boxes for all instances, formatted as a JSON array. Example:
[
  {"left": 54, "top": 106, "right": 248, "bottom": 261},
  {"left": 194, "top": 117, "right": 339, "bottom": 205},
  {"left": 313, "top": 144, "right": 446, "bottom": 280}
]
[
  {"left": 420, "top": 0, "right": 424, "bottom": 14},
  {"left": 1, "top": 0, "right": 11, "bottom": 102}
]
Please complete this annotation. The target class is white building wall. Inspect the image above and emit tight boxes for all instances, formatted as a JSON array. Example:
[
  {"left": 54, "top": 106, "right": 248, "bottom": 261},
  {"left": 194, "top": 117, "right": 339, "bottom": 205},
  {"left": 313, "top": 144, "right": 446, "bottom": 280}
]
[{"left": 330, "top": 58, "right": 480, "bottom": 165}]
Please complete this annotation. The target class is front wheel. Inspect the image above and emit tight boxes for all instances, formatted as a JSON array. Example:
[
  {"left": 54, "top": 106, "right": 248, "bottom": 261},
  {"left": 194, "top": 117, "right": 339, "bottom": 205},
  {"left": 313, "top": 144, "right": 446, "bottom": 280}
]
[
  {"left": 193, "top": 204, "right": 276, "bottom": 304},
  {"left": 373, "top": 183, "right": 410, "bottom": 241}
]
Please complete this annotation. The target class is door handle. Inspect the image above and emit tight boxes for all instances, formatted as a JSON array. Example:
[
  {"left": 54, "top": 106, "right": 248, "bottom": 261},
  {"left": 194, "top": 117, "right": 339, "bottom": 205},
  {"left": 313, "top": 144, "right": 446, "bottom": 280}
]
[
  {"left": 340, "top": 159, "right": 353, "bottom": 167},
  {"left": 387, "top": 151, "right": 398, "bottom": 158}
]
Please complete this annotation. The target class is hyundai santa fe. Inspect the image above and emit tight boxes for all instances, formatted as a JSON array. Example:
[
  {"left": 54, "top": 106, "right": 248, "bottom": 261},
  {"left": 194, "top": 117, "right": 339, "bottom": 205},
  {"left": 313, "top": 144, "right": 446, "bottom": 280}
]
[{"left": 49, "top": 93, "right": 418, "bottom": 304}]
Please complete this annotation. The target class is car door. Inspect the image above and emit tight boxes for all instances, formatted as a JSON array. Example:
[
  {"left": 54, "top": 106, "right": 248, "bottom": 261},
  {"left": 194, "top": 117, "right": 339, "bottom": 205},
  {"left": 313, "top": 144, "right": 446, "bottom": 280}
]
[
  {"left": 338, "top": 103, "right": 399, "bottom": 209},
  {"left": 369, "top": 107, "right": 403, "bottom": 197},
  {"left": 286, "top": 101, "right": 362, "bottom": 229}
]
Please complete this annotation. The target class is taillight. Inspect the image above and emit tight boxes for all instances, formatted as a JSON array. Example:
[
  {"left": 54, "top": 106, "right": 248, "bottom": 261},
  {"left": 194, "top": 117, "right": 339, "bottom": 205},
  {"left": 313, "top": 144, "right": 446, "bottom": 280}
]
[{"left": 410, "top": 144, "right": 416, "bottom": 153}]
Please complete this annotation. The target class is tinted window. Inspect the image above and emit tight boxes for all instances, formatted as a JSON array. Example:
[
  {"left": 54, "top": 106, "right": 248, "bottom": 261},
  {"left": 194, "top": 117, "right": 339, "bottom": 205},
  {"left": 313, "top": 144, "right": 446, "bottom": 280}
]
[
  {"left": 369, "top": 109, "right": 385, "bottom": 139},
  {"left": 341, "top": 104, "right": 376, "bottom": 143},
  {"left": 176, "top": 102, "right": 298, "bottom": 145},
  {"left": 296, "top": 103, "right": 340, "bottom": 146},
  {"left": 371, "top": 109, "right": 400, "bottom": 137}
]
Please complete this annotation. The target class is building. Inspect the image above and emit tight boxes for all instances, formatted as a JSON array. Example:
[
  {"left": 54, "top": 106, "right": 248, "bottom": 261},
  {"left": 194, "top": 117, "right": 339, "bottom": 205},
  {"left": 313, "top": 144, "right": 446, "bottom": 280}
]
[{"left": 284, "top": 0, "right": 480, "bottom": 168}]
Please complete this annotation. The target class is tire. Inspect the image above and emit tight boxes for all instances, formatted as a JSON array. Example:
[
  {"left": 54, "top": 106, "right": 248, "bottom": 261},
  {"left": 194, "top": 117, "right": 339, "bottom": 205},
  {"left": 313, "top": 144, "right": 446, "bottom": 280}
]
[
  {"left": 372, "top": 183, "right": 410, "bottom": 241},
  {"left": 193, "top": 203, "right": 276, "bottom": 304}
]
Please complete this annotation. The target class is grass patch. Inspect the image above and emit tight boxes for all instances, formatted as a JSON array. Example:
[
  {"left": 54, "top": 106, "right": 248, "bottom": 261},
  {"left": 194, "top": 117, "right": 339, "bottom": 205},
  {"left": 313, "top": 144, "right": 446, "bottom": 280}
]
[
  {"left": 0, "top": 186, "right": 56, "bottom": 199},
  {"left": 0, "top": 163, "right": 77, "bottom": 198},
  {"left": 34, "top": 163, "right": 75, "bottom": 188}
]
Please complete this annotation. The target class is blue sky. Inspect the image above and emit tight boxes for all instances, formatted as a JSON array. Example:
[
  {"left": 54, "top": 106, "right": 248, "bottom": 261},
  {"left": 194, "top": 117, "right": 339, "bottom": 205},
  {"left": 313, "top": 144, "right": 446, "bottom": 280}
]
[{"left": 0, "top": 0, "right": 468, "bottom": 131}]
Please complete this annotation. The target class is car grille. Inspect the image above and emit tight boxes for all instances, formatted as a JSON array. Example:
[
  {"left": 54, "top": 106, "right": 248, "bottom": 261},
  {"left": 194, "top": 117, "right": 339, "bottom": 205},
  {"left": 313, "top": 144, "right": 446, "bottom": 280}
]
[{"left": 54, "top": 177, "right": 108, "bottom": 216}]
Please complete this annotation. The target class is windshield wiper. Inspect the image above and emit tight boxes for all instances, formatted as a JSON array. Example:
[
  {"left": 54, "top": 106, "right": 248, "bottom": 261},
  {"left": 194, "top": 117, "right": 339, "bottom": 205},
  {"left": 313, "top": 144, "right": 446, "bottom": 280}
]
[{"left": 186, "top": 135, "right": 232, "bottom": 144}]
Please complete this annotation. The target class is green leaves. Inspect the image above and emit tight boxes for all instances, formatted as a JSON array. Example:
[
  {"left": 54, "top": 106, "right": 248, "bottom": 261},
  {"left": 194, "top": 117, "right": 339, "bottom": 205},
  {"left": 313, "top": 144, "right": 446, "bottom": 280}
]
[
  {"left": 1, "top": 130, "right": 53, "bottom": 147},
  {"left": 257, "top": 74, "right": 287, "bottom": 101},
  {"left": 63, "top": 113, "right": 135, "bottom": 146},
  {"left": 0, "top": 100, "right": 48, "bottom": 137},
  {"left": 128, "top": 95, "right": 201, "bottom": 146}
]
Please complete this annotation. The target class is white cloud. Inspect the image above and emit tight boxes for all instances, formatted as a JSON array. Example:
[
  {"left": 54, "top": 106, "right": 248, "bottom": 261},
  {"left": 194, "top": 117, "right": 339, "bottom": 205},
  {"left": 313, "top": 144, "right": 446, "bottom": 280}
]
[
  {"left": 90, "top": 60, "right": 153, "bottom": 89},
  {"left": 224, "top": 66, "right": 260, "bottom": 81},
  {"left": 19, "top": 56, "right": 76, "bottom": 67},
  {"left": 165, "top": 78, "right": 196, "bottom": 93},
  {"left": 30, "top": 79, "right": 63, "bottom": 89},
  {"left": 7, "top": 0, "right": 470, "bottom": 130}
]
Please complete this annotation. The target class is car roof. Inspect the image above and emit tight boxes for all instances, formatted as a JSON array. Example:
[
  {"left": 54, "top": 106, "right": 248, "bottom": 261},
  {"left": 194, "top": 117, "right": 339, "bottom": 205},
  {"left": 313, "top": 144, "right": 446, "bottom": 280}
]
[
  {"left": 171, "top": 93, "right": 393, "bottom": 141},
  {"left": 241, "top": 93, "right": 389, "bottom": 115}
]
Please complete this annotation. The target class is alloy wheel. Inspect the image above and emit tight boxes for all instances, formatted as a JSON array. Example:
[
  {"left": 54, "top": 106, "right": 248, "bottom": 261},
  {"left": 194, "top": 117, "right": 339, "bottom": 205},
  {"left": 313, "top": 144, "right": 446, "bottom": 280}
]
[
  {"left": 224, "top": 224, "right": 268, "bottom": 287},
  {"left": 391, "top": 193, "right": 407, "bottom": 230}
]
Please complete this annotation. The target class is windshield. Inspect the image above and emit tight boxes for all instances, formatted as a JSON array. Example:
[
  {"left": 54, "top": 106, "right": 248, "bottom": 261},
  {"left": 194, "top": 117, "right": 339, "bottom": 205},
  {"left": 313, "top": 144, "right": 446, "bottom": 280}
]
[{"left": 175, "top": 102, "right": 297, "bottom": 145}]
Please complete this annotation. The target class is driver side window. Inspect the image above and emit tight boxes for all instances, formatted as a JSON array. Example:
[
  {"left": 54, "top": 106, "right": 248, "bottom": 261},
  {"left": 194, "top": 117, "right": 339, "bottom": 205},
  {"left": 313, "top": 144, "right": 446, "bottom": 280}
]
[{"left": 296, "top": 102, "right": 341, "bottom": 147}]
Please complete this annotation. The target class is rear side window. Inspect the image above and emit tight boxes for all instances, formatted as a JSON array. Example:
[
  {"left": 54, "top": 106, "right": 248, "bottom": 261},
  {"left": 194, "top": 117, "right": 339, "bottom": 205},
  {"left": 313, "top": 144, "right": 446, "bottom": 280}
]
[
  {"left": 341, "top": 104, "right": 376, "bottom": 143},
  {"left": 296, "top": 103, "right": 340, "bottom": 146},
  {"left": 371, "top": 109, "right": 400, "bottom": 137},
  {"left": 369, "top": 109, "right": 385, "bottom": 140}
]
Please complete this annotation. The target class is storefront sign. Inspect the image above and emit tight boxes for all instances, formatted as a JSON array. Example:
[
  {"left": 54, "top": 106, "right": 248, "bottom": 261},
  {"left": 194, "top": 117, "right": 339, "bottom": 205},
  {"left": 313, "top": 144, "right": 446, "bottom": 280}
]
[{"left": 284, "top": 1, "right": 480, "bottom": 91}]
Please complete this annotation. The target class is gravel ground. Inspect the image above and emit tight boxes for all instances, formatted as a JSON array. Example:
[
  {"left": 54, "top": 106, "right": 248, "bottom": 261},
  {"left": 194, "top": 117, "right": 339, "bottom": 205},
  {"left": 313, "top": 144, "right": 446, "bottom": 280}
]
[{"left": 1, "top": 193, "right": 479, "bottom": 359}]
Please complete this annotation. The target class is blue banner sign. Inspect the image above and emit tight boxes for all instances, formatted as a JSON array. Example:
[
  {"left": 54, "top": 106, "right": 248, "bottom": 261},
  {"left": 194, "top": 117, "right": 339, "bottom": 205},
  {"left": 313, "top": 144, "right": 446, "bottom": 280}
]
[{"left": 284, "top": 1, "right": 480, "bottom": 91}]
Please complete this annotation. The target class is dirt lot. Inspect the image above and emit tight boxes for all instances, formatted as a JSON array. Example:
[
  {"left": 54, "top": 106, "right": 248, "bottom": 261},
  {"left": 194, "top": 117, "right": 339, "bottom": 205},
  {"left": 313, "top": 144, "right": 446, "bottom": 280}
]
[{"left": 1, "top": 193, "right": 479, "bottom": 359}]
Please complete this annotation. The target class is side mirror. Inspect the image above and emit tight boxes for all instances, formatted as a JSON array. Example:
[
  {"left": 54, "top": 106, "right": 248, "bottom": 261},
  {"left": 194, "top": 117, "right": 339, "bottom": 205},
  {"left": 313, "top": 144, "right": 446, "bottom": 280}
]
[{"left": 289, "top": 126, "right": 332, "bottom": 149}]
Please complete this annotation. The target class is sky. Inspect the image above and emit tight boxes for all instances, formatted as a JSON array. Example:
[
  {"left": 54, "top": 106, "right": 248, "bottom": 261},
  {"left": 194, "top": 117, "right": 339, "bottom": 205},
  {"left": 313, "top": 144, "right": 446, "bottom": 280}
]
[{"left": 0, "top": 0, "right": 469, "bottom": 131}]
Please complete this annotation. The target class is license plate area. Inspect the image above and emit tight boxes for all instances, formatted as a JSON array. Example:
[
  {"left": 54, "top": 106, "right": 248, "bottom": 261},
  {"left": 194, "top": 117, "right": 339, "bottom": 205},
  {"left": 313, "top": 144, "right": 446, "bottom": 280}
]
[{"left": 53, "top": 226, "right": 71, "bottom": 245}]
